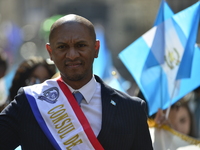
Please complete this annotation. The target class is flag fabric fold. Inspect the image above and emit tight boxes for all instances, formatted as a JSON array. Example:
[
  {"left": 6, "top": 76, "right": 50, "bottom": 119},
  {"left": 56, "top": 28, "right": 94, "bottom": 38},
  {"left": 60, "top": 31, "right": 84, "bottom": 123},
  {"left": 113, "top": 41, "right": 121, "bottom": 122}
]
[
  {"left": 154, "top": 0, "right": 174, "bottom": 26},
  {"left": 176, "top": 2, "right": 200, "bottom": 79}
]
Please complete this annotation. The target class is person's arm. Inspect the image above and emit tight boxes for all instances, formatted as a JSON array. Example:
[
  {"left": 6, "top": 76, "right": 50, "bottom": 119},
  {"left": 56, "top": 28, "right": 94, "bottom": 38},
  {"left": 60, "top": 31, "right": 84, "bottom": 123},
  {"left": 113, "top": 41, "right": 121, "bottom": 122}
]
[
  {"left": 0, "top": 100, "right": 21, "bottom": 149},
  {"left": 131, "top": 100, "right": 153, "bottom": 150},
  {"left": 154, "top": 108, "right": 172, "bottom": 127},
  {"left": 0, "top": 88, "right": 58, "bottom": 150}
]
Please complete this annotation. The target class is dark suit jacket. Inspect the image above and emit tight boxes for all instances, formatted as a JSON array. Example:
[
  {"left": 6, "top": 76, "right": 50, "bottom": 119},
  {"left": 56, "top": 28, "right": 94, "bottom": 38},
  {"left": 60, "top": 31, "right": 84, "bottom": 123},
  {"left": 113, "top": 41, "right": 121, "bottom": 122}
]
[{"left": 0, "top": 76, "right": 153, "bottom": 150}]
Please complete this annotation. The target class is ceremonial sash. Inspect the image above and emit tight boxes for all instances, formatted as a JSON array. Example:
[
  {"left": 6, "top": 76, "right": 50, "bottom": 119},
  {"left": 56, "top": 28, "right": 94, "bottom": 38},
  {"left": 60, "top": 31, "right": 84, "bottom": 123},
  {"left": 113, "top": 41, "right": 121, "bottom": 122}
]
[{"left": 24, "top": 78, "right": 104, "bottom": 150}]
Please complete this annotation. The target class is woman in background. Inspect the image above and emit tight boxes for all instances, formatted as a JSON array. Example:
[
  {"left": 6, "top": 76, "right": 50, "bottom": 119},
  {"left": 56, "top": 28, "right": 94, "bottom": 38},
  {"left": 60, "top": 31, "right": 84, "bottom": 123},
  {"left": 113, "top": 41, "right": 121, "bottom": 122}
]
[
  {"left": 167, "top": 100, "right": 196, "bottom": 137},
  {"left": 155, "top": 97, "right": 196, "bottom": 138},
  {"left": 5, "top": 56, "right": 56, "bottom": 106}
]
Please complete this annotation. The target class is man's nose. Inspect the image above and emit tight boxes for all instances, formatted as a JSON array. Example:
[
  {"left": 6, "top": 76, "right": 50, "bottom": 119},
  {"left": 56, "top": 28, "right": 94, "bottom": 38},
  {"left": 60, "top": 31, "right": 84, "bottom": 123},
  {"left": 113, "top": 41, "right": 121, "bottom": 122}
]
[{"left": 66, "top": 47, "right": 79, "bottom": 60}]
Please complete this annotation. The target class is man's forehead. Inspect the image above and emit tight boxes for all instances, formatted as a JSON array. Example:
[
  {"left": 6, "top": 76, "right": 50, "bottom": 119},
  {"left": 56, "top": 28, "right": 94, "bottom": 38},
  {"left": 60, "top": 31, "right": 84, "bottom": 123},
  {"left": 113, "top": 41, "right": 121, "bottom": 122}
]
[
  {"left": 59, "top": 15, "right": 78, "bottom": 23},
  {"left": 49, "top": 14, "right": 96, "bottom": 42},
  {"left": 52, "top": 18, "right": 85, "bottom": 32}
]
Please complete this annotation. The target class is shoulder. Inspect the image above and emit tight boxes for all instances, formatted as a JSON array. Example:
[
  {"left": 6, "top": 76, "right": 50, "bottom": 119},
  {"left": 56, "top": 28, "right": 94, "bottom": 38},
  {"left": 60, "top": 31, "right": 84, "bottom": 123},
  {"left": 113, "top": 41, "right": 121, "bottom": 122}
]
[
  {"left": 113, "top": 88, "right": 146, "bottom": 110},
  {"left": 95, "top": 75, "right": 146, "bottom": 111}
]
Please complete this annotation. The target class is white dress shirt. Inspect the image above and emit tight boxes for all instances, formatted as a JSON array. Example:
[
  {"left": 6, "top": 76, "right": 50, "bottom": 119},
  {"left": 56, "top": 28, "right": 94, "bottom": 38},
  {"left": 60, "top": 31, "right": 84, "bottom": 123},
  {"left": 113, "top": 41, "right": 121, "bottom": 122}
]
[{"left": 66, "top": 75, "right": 102, "bottom": 136}]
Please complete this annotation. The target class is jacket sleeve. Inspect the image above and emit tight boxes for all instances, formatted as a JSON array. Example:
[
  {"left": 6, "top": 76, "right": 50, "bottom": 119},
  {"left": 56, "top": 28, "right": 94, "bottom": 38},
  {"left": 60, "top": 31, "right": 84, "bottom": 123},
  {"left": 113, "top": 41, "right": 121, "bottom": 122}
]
[
  {"left": 0, "top": 88, "right": 55, "bottom": 150},
  {"left": 0, "top": 96, "right": 22, "bottom": 149},
  {"left": 131, "top": 99, "right": 153, "bottom": 150}
]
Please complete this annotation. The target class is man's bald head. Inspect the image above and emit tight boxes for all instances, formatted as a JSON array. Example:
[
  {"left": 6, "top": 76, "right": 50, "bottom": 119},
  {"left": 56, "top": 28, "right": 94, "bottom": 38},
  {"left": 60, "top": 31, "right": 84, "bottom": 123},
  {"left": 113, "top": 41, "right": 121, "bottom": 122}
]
[{"left": 49, "top": 14, "right": 96, "bottom": 43}]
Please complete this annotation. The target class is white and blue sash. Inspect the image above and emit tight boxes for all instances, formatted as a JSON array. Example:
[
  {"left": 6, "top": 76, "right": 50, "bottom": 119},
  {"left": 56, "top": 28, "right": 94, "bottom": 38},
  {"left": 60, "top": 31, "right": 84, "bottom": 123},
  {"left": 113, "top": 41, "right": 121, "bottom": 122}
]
[{"left": 24, "top": 77, "right": 104, "bottom": 150}]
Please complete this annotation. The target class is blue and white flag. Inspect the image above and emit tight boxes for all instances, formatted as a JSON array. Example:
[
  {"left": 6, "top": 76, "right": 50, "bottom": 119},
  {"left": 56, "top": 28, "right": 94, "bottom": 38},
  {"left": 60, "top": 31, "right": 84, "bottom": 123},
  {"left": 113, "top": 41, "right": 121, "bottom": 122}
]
[
  {"left": 119, "top": 2, "right": 200, "bottom": 116},
  {"left": 93, "top": 24, "right": 113, "bottom": 80},
  {"left": 93, "top": 24, "right": 127, "bottom": 92}
]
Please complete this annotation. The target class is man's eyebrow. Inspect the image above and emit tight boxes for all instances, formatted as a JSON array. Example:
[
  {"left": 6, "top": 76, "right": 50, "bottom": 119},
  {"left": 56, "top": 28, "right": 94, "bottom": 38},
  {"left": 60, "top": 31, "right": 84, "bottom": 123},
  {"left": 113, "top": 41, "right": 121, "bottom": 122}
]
[
  {"left": 56, "top": 40, "right": 87, "bottom": 44},
  {"left": 76, "top": 40, "right": 88, "bottom": 43},
  {"left": 55, "top": 42, "right": 66, "bottom": 45}
]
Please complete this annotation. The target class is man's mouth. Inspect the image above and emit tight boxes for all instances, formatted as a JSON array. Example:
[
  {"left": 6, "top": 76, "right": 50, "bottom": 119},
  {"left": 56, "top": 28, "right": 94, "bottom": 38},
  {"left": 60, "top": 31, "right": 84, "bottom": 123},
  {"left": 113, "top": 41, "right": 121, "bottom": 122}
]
[{"left": 66, "top": 62, "right": 82, "bottom": 68}]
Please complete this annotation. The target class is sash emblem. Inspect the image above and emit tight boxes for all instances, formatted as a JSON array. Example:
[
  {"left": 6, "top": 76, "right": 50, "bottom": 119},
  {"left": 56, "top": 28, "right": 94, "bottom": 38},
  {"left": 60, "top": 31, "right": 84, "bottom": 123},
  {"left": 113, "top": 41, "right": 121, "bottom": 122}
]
[{"left": 38, "top": 87, "right": 59, "bottom": 104}]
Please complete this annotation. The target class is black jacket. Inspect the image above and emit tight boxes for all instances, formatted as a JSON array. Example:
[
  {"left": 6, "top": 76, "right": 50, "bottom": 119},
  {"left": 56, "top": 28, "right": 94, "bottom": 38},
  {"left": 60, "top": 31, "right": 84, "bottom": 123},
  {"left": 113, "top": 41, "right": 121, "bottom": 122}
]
[{"left": 0, "top": 76, "right": 153, "bottom": 150}]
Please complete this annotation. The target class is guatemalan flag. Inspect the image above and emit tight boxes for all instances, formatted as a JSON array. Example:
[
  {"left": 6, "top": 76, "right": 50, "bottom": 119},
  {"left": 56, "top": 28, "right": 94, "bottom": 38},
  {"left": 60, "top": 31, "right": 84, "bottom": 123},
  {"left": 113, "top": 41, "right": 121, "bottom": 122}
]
[{"left": 119, "top": 1, "right": 200, "bottom": 116}]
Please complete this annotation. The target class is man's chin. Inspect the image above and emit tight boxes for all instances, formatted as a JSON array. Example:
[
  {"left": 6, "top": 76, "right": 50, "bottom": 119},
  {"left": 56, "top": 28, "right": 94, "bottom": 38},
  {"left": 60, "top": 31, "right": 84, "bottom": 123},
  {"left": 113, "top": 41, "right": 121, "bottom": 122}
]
[{"left": 65, "top": 74, "right": 84, "bottom": 81}]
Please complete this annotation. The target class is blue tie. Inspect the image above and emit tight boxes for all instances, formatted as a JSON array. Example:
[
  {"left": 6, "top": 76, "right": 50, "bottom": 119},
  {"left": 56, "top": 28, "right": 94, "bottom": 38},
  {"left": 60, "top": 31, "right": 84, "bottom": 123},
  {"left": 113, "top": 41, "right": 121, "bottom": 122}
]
[{"left": 73, "top": 91, "right": 83, "bottom": 106}]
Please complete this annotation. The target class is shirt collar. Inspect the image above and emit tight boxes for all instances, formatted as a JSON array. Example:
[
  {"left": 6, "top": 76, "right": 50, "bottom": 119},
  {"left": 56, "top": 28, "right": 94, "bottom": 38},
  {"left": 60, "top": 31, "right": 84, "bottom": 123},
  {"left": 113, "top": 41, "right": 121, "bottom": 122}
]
[{"left": 66, "top": 75, "right": 97, "bottom": 104}]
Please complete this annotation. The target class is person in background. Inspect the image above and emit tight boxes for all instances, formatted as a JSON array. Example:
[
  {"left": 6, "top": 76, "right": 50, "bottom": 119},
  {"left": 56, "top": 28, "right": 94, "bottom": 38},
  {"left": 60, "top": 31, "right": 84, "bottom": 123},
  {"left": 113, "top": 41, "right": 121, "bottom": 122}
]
[
  {"left": 0, "top": 52, "right": 8, "bottom": 79},
  {"left": 154, "top": 97, "right": 196, "bottom": 138},
  {"left": 188, "top": 86, "right": 200, "bottom": 139},
  {"left": 0, "top": 52, "right": 8, "bottom": 111},
  {"left": 168, "top": 100, "right": 195, "bottom": 137},
  {"left": 0, "top": 14, "right": 153, "bottom": 149},
  {"left": 137, "top": 88, "right": 196, "bottom": 137},
  {"left": 2, "top": 56, "right": 56, "bottom": 109}
]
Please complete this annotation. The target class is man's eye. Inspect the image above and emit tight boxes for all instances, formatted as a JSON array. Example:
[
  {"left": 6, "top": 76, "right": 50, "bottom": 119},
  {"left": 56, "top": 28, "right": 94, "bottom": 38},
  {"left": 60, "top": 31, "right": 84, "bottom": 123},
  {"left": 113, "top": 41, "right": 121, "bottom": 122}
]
[
  {"left": 57, "top": 45, "right": 66, "bottom": 49},
  {"left": 77, "top": 44, "right": 86, "bottom": 47}
]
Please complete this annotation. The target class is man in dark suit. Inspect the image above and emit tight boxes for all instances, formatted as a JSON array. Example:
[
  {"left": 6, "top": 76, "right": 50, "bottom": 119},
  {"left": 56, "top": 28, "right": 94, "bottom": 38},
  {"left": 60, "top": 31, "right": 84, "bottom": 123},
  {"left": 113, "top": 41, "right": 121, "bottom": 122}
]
[{"left": 0, "top": 14, "right": 153, "bottom": 150}]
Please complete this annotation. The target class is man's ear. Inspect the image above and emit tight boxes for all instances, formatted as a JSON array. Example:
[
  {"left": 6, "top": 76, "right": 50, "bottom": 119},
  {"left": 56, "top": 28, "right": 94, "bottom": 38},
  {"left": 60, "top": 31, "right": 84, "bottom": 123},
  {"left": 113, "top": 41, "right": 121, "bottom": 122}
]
[
  {"left": 94, "top": 40, "right": 100, "bottom": 58},
  {"left": 46, "top": 43, "right": 53, "bottom": 60}
]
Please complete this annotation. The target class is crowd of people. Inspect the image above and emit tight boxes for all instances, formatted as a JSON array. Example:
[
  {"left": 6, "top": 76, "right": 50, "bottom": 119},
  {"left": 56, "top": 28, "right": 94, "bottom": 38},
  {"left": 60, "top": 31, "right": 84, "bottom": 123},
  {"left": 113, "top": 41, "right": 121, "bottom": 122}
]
[{"left": 0, "top": 14, "right": 199, "bottom": 149}]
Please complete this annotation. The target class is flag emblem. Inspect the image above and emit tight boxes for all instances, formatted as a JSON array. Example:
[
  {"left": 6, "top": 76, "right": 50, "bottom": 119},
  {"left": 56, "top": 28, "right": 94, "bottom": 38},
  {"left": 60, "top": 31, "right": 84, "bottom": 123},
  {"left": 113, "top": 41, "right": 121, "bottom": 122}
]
[{"left": 165, "top": 48, "right": 180, "bottom": 70}]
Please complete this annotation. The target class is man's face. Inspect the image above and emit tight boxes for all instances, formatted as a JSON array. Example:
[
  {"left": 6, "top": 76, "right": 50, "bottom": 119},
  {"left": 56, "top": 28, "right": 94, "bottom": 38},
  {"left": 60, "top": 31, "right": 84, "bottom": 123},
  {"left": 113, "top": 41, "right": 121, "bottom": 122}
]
[{"left": 46, "top": 23, "right": 99, "bottom": 88}]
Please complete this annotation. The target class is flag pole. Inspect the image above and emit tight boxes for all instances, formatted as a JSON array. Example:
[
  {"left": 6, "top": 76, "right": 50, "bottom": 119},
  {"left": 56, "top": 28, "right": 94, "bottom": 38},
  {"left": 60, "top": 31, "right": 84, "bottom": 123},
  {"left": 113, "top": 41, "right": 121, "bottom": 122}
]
[{"left": 165, "top": 80, "right": 178, "bottom": 118}]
